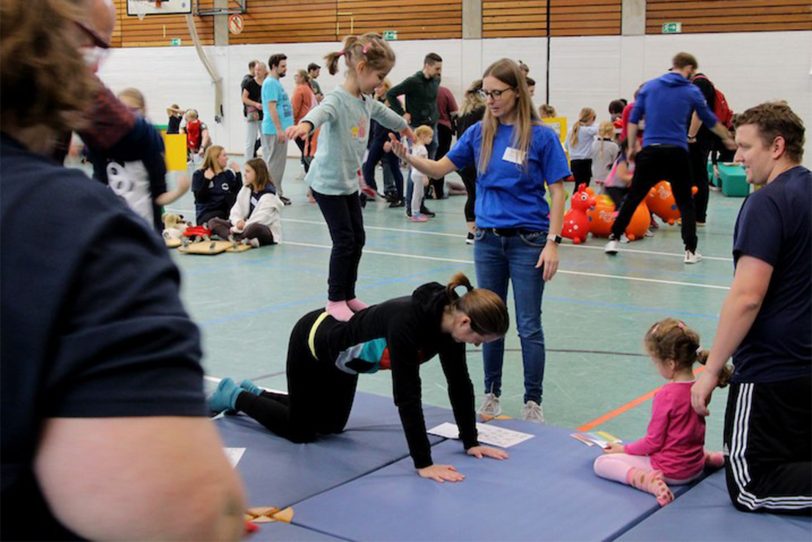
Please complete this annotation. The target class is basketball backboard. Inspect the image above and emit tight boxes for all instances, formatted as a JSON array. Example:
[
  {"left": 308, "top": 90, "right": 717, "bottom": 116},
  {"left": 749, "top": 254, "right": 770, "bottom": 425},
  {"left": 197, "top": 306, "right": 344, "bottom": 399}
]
[{"left": 127, "top": 0, "right": 192, "bottom": 19}]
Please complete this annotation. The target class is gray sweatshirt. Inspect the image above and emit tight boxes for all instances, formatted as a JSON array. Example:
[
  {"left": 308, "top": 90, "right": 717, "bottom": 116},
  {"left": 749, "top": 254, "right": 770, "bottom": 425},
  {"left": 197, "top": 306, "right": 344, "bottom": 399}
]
[{"left": 303, "top": 86, "right": 407, "bottom": 195}]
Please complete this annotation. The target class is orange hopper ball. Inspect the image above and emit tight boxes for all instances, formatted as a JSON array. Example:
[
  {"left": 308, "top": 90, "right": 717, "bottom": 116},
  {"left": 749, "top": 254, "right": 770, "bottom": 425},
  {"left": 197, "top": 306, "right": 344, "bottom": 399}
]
[
  {"left": 625, "top": 201, "right": 651, "bottom": 241},
  {"left": 646, "top": 181, "right": 680, "bottom": 225},
  {"left": 587, "top": 195, "right": 616, "bottom": 237}
]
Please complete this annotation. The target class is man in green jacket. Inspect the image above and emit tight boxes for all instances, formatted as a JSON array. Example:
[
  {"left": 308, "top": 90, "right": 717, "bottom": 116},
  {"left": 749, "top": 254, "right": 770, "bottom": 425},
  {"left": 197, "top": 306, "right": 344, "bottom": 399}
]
[{"left": 388, "top": 53, "right": 443, "bottom": 217}]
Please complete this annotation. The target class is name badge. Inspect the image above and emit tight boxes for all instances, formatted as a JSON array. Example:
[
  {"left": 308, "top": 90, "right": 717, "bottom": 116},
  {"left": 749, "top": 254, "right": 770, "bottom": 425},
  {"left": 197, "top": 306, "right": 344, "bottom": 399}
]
[{"left": 502, "top": 147, "right": 526, "bottom": 164}]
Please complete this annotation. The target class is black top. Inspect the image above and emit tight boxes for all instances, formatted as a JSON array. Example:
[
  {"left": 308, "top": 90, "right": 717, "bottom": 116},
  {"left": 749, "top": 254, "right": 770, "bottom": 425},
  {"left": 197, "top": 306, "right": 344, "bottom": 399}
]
[
  {"left": 315, "top": 282, "right": 479, "bottom": 468},
  {"left": 691, "top": 74, "right": 716, "bottom": 141},
  {"left": 167, "top": 114, "right": 182, "bottom": 134},
  {"left": 0, "top": 134, "right": 206, "bottom": 540},
  {"left": 457, "top": 106, "right": 486, "bottom": 139},
  {"left": 387, "top": 71, "right": 441, "bottom": 127},
  {"left": 731, "top": 166, "right": 812, "bottom": 383},
  {"left": 192, "top": 168, "right": 242, "bottom": 224},
  {"left": 241, "top": 76, "right": 263, "bottom": 120}
]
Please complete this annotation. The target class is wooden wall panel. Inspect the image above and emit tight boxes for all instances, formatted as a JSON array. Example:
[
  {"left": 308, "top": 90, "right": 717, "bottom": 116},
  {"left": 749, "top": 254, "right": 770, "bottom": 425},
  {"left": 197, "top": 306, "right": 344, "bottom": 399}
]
[
  {"left": 647, "top": 0, "right": 812, "bottom": 34},
  {"left": 335, "top": 0, "right": 462, "bottom": 41},
  {"left": 228, "top": 0, "right": 338, "bottom": 45},
  {"left": 113, "top": 0, "right": 215, "bottom": 48},
  {"left": 483, "top": 0, "right": 621, "bottom": 38}
]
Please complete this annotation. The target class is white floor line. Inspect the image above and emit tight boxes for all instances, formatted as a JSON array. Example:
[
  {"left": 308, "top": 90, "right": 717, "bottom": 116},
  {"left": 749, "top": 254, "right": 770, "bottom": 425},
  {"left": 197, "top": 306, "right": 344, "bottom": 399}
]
[
  {"left": 283, "top": 241, "right": 731, "bottom": 291},
  {"left": 281, "top": 217, "right": 734, "bottom": 262}
]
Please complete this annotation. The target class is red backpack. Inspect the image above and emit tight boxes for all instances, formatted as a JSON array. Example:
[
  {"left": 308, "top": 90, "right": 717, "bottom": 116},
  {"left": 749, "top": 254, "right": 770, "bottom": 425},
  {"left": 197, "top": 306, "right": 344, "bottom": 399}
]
[{"left": 694, "top": 75, "right": 733, "bottom": 129}]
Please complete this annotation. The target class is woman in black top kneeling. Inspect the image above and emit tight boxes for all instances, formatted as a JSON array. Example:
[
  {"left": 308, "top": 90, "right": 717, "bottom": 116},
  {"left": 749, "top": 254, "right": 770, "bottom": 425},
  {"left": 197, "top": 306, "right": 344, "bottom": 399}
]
[{"left": 210, "top": 273, "right": 510, "bottom": 482}]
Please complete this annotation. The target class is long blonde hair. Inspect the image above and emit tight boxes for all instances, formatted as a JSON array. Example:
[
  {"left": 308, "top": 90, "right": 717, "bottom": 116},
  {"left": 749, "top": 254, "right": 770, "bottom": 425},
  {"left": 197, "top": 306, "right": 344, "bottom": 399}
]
[
  {"left": 569, "top": 107, "right": 596, "bottom": 148},
  {"left": 460, "top": 79, "right": 485, "bottom": 116},
  {"left": 478, "top": 59, "right": 540, "bottom": 174},
  {"left": 201, "top": 145, "right": 225, "bottom": 174}
]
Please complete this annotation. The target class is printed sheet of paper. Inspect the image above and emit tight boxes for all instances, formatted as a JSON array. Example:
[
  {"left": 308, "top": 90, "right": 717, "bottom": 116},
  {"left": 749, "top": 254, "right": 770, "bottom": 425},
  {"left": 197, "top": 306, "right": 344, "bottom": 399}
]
[
  {"left": 224, "top": 447, "right": 246, "bottom": 467},
  {"left": 428, "top": 422, "right": 534, "bottom": 448},
  {"left": 569, "top": 431, "right": 622, "bottom": 448}
]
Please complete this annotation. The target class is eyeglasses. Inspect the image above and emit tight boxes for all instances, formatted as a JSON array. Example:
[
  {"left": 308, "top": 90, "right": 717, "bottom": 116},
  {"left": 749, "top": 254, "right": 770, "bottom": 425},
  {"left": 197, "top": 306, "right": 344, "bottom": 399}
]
[
  {"left": 479, "top": 87, "right": 514, "bottom": 100},
  {"left": 75, "top": 20, "right": 111, "bottom": 68},
  {"left": 75, "top": 20, "right": 111, "bottom": 50}
]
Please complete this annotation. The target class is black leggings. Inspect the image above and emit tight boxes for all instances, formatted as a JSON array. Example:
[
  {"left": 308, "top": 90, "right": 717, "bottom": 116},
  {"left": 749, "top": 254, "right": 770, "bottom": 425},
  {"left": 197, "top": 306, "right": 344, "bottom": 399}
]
[
  {"left": 235, "top": 310, "right": 358, "bottom": 443},
  {"left": 312, "top": 190, "right": 365, "bottom": 301},
  {"left": 208, "top": 217, "right": 275, "bottom": 246},
  {"left": 611, "top": 145, "right": 697, "bottom": 252},
  {"left": 459, "top": 166, "right": 476, "bottom": 223},
  {"left": 570, "top": 158, "right": 593, "bottom": 190}
]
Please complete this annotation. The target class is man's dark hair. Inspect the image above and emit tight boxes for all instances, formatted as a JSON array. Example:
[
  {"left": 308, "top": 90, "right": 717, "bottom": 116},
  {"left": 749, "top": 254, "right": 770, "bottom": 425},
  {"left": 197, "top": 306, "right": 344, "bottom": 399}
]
[
  {"left": 307, "top": 62, "right": 320, "bottom": 72},
  {"left": 248, "top": 60, "right": 257, "bottom": 71},
  {"left": 526, "top": 77, "right": 535, "bottom": 87},
  {"left": 268, "top": 54, "right": 287, "bottom": 71},
  {"left": 424, "top": 52, "right": 442, "bottom": 66},
  {"left": 608, "top": 99, "right": 625, "bottom": 115},
  {"left": 735, "top": 102, "right": 805, "bottom": 163}
]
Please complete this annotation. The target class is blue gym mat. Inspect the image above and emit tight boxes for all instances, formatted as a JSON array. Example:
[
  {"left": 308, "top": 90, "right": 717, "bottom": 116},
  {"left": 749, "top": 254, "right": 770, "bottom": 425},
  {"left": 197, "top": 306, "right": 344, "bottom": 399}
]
[
  {"left": 289, "top": 418, "right": 698, "bottom": 542},
  {"left": 618, "top": 469, "right": 812, "bottom": 541},
  {"left": 216, "top": 391, "right": 452, "bottom": 508}
]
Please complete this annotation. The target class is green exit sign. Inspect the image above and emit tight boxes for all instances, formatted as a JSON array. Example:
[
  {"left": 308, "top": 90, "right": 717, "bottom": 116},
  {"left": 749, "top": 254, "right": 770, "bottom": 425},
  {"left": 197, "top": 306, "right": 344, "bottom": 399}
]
[
  {"left": 662, "top": 22, "right": 682, "bottom": 34},
  {"left": 382, "top": 30, "right": 397, "bottom": 41},
  {"left": 170, "top": 38, "right": 182, "bottom": 46}
]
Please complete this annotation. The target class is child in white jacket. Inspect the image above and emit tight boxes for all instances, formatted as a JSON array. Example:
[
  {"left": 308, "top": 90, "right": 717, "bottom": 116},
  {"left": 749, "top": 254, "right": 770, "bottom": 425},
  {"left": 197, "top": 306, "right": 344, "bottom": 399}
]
[{"left": 208, "top": 158, "right": 282, "bottom": 246}]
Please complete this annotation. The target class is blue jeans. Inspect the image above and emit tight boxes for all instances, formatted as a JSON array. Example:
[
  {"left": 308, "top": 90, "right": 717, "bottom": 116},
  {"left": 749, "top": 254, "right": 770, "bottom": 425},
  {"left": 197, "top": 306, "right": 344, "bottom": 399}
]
[{"left": 474, "top": 228, "right": 547, "bottom": 404}]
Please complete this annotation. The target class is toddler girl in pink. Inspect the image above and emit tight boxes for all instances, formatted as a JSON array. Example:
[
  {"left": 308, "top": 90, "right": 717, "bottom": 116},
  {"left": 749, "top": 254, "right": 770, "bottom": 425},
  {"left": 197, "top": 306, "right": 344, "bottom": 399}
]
[{"left": 593, "top": 318, "right": 729, "bottom": 506}]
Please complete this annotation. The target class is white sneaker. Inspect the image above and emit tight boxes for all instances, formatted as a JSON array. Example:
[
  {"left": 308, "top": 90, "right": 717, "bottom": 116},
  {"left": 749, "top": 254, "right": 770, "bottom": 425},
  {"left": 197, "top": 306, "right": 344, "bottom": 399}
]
[
  {"left": 620, "top": 234, "right": 631, "bottom": 244},
  {"left": 604, "top": 239, "right": 619, "bottom": 254},
  {"left": 477, "top": 393, "right": 502, "bottom": 418},
  {"left": 684, "top": 250, "right": 703, "bottom": 264},
  {"left": 522, "top": 401, "right": 545, "bottom": 423}
]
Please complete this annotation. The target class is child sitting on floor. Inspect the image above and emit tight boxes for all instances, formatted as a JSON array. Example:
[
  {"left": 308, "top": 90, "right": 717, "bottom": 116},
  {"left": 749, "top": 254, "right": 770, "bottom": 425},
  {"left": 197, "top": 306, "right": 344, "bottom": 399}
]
[{"left": 593, "top": 318, "right": 729, "bottom": 506}]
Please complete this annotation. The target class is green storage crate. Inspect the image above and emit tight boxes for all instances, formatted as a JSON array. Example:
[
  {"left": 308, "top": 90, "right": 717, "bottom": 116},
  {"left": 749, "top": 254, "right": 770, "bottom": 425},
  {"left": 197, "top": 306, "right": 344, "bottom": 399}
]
[{"left": 718, "top": 163, "right": 750, "bottom": 197}]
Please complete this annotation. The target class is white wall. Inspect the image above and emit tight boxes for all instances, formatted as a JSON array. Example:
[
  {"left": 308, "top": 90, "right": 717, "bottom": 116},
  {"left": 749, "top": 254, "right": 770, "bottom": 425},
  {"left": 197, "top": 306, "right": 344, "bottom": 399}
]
[{"left": 98, "top": 31, "right": 812, "bottom": 167}]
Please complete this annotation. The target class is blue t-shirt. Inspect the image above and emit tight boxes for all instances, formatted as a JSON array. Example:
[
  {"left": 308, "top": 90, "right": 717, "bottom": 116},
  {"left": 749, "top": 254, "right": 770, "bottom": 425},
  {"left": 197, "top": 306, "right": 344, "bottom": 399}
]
[
  {"left": 446, "top": 122, "right": 570, "bottom": 231},
  {"left": 731, "top": 166, "right": 811, "bottom": 383},
  {"left": 261, "top": 77, "right": 294, "bottom": 135},
  {"left": 1, "top": 134, "right": 206, "bottom": 540},
  {"left": 630, "top": 72, "right": 718, "bottom": 151}
]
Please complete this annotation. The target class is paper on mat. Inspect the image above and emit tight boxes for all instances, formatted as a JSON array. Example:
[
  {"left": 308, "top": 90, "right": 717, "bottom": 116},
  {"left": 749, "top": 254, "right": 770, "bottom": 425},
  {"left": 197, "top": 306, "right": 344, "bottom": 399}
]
[
  {"left": 428, "top": 422, "right": 534, "bottom": 448},
  {"left": 224, "top": 447, "right": 246, "bottom": 467}
]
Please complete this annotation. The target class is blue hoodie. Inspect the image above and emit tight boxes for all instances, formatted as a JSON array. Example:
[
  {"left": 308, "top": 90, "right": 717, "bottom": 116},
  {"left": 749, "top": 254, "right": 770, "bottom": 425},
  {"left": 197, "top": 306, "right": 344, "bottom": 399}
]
[{"left": 630, "top": 72, "right": 718, "bottom": 150}]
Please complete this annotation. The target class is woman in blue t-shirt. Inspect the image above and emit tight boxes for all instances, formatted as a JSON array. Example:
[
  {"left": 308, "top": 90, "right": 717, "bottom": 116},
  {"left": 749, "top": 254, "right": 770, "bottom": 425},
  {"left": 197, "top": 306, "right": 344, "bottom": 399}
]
[{"left": 390, "top": 58, "right": 569, "bottom": 423}]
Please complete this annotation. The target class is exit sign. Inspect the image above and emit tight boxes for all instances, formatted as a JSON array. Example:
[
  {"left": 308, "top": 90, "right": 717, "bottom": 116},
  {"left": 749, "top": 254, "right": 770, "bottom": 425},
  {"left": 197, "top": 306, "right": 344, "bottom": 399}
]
[
  {"left": 382, "top": 30, "right": 398, "bottom": 41},
  {"left": 170, "top": 38, "right": 182, "bottom": 46},
  {"left": 662, "top": 22, "right": 682, "bottom": 34}
]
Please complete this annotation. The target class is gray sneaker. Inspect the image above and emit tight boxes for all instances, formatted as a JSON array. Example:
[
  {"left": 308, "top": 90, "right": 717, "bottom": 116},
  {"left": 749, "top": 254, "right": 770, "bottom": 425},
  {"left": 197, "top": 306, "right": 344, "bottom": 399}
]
[
  {"left": 522, "top": 400, "right": 545, "bottom": 423},
  {"left": 604, "top": 239, "right": 619, "bottom": 254},
  {"left": 684, "top": 250, "right": 703, "bottom": 264},
  {"left": 477, "top": 393, "right": 502, "bottom": 418}
]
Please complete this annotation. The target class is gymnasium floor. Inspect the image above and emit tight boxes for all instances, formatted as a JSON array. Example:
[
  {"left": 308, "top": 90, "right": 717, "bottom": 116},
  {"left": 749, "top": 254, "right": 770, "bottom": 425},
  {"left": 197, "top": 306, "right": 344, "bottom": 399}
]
[{"left": 165, "top": 157, "right": 743, "bottom": 447}]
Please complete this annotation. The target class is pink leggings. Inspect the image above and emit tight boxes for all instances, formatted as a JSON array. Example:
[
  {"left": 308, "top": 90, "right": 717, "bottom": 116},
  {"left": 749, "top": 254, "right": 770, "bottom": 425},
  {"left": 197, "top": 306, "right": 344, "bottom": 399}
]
[{"left": 594, "top": 453, "right": 701, "bottom": 486}]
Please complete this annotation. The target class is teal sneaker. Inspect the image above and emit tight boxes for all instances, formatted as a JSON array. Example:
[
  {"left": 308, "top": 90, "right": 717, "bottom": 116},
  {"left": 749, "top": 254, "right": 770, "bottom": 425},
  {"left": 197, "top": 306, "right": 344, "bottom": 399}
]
[
  {"left": 239, "top": 379, "right": 263, "bottom": 396},
  {"left": 208, "top": 378, "right": 241, "bottom": 414}
]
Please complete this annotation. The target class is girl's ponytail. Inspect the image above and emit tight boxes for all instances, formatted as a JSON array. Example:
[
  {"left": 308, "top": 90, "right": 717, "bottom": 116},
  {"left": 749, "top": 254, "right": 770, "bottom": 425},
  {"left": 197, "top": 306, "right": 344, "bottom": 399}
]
[{"left": 445, "top": 273, "right": 508, "bottom": 337}]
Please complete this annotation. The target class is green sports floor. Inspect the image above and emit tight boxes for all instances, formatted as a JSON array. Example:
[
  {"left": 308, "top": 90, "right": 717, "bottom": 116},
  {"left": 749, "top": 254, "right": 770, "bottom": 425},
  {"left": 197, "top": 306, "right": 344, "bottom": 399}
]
[{"left": 165, "top": 158, "right": 745, "bottom": 448}]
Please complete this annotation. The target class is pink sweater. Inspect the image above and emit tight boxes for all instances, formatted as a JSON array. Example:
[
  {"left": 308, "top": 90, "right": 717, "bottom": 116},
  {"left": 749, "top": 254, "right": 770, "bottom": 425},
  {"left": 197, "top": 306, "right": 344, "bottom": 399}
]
[{"left": 624, "top": 381, "right": 707, "bottom": 480}]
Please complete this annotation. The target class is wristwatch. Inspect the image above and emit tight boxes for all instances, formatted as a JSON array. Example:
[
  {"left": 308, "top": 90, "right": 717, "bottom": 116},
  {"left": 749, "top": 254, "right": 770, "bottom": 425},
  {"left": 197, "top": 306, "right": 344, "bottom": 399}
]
[{"left": 547, "top": 234, "right": 562, "bottom": 245}]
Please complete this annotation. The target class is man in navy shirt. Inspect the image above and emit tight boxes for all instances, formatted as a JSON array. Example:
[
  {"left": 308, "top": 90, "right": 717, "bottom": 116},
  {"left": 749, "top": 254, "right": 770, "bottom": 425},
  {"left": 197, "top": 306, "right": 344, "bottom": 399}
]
[
  {"left": 1, "top": 0, "right": 246, "bottom": 538},
  {"left": 605, "top": 52, "right": 736, "bottom": 263},
  {"left": 692, "top": 102, "right": 811, "bottom": 514}
]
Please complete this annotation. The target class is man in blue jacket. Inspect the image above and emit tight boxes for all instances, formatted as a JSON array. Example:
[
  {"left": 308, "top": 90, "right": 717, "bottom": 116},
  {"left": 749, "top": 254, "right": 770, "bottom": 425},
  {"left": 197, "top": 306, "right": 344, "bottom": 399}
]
[{"left": 605, "top": 52, "right": 736, "bottom": 263}]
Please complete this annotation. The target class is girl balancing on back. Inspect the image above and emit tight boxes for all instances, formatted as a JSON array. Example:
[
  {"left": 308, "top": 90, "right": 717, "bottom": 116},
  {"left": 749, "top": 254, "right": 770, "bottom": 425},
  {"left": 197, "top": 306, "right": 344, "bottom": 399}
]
[
  {"left": 210, "top": 273, "right": 510, "bottom": 482},
  {"left": 593, "top": 318, "right": 729, "bottom": 506},
  {"left": 286, "top": 33, "right": 415, "bottom": 322}
]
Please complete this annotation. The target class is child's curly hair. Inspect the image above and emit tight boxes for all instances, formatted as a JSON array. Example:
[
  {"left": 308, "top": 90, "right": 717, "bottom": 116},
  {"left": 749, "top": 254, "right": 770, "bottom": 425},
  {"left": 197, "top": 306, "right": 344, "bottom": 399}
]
[{"left": 645, "top": 318, "right": 732, "bottom": 387}]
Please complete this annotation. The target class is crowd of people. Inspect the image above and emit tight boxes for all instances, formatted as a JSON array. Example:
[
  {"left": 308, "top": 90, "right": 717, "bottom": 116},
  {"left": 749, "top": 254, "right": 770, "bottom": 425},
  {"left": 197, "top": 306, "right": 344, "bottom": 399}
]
[{"left": 1, "top": 0, "right": 809, "bottom": 538}]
